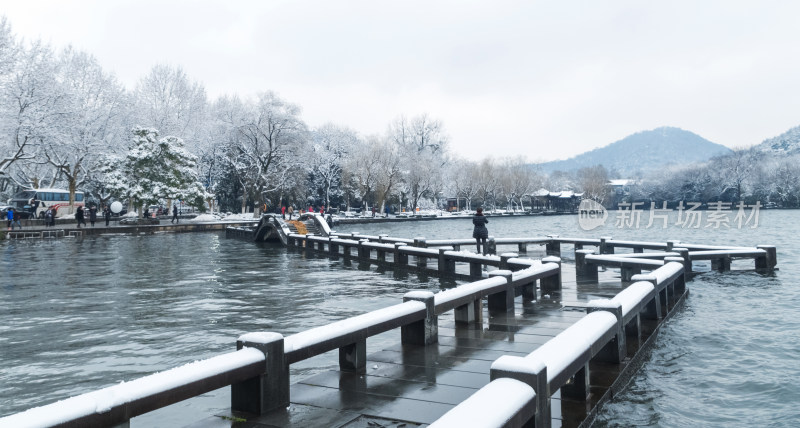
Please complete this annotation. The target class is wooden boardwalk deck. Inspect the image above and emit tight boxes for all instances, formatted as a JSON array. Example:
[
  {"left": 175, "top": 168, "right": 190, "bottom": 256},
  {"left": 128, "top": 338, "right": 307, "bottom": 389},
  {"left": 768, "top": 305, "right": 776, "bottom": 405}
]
[{"left": 192, "top": 260, "right": 674, "bottom": 428}]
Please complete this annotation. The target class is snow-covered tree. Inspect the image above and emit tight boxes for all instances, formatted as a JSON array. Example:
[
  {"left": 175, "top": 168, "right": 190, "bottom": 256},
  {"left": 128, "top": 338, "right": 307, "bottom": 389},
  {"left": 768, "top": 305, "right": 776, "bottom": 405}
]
[
  {"left": 216, "top": 92, "right": 307, "bottom": 215},
  {"left": 133, "top": 64, "right": 207, "bottom": 145},
  {"left": 309, "top": 123, "right": 356, "bottom": 209},
  {"left": 104, "top": 127, "right": 212, "bottom": 216},
  {"left": 43, "top": 47, "right": 127, "bottom": 210},
  {"left": 390, "top": 114, "right": 449, "bottom": 210},
  {"left": 0, "top": 39, "right": 61, "bottom": 183}
]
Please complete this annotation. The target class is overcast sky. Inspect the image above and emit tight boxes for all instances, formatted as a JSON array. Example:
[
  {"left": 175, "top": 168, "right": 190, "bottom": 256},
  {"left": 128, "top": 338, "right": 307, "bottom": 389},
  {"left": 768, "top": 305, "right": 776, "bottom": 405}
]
[{"left": 3, "top": 0, "right": 800, "bottom": 162}]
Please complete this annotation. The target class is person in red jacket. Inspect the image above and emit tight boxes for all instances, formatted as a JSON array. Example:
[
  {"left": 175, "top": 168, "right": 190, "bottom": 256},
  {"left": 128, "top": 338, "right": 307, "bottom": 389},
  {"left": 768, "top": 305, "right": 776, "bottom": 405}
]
[{"left": 281, "top": 205, "right": 286, "bottom": 219}]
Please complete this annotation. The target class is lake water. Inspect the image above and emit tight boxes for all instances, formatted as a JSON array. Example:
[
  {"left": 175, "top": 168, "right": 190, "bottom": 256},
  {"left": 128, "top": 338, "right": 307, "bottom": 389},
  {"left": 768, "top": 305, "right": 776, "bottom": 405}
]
[{"left": 1, "top": 210, "right": 798, "bottom": 427}]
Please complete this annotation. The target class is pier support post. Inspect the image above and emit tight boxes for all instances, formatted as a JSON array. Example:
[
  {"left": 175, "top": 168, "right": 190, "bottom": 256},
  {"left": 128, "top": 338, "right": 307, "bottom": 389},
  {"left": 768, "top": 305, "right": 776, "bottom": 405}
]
[
  {"left": 756, "top": 245, "right": 777, "bottom": 270},
  {"left": 600, "top": 236, "right": 614, "bottom": 254},
  {"left": 518, "top": 242, "right": 527, "bottom": 253},
  {"left": 339, "top": 339, "right": 367, "bottom": 373},
  {"left": 488, "top": 270, "right": 514, "bottom": 313},
  {"left": 488, "top": 236, "right": 496, "bottom": 255},
  {"left": 633, "top": 246, "right": 644, "bottom": 253},
  {"left": 232, "top": 332, "right": 289, "bottom": 415},
  {"left": 455, "top": 298, "right": 483, "bottom": 325},
  {"left": 575, "top": 250, "right": 598, "bottom": 279},
  {"left": 711, "top": 256, "right": 731, "bottom": 272},
  {"left": 587, "top": 301, "right": 626, "bottom": 363},
  {"left": 631, "top": 273, "right": 663, "bottom": 319},
  {"left": 413, "top": 237, "right": 426, "bottom": 248},
  {"left": 395, "top": 243, "right": 408, "bottom": 266},
  {"left": 561, "top": 362, "right": 590, "bottom": 401},
  {"left": 491, "top": 356, "right": 549, "bottom": 428},
  {"left": 541, "top": 256, "right": 562, "bottom": 294},
  {"left": 329, "top": 238, "right": 338, "bottom": 256},
  {"left": 469, "top": 260, "right": 483, "bottom": 277},
  {"left": 546, "top": 239, "right": 561, "bottom": 256},
  {"left": 358, "top": 239, "right": 370, "bottom": 259},
  {"left": 402, "top": 291, "right": 438, "bottom": 345},
  {"left": 438, "top": 247, "right": 455, "bottom": 276},
  {"left": 377, "top": 248, "right": 386, "bottom": 262}
]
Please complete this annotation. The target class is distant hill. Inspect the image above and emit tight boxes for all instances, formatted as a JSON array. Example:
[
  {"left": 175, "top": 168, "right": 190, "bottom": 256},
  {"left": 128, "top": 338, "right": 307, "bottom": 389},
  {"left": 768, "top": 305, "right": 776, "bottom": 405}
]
[
  {"left": 537, "top": 127, "right": 732, "bottom": 177},
  {"left": 753, "top": 125, "right": 800, "bottom": 154}
]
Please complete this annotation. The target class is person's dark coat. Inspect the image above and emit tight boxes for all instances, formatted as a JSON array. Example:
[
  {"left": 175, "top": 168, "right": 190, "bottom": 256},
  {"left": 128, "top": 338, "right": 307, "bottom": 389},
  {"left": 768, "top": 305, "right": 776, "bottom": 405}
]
[
  {"left": 472, "top": 215, "right": 489, "bottom": 239},
  {"left": 89, "top": 208, "right": 97, "bottom": 222},
  {"left": 75, "top": 207, "right": 84, "bottom": 221}
]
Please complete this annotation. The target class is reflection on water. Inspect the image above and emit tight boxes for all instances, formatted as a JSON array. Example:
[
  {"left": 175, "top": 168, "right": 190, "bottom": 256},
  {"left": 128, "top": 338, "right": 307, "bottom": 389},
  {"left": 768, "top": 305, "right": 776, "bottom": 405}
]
[{"left": 1, "top": 211, "right": 799, "bottom": 426}]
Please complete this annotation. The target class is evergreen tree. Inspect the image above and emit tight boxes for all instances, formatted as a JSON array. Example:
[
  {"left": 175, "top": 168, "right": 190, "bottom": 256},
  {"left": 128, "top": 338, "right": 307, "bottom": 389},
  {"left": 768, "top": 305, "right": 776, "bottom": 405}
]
[{"left": 104, "top": 127, "right": 212, "bottom": 215}]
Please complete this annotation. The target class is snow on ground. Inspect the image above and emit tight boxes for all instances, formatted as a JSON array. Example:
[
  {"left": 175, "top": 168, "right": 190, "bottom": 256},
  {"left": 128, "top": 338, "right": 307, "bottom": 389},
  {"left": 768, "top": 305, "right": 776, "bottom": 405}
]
[
  {"left": 221, "top": 213, "right": 259, "bottom": 221},
  {"left": 188, "top": 214, "right": 221, "bottom": 222}
]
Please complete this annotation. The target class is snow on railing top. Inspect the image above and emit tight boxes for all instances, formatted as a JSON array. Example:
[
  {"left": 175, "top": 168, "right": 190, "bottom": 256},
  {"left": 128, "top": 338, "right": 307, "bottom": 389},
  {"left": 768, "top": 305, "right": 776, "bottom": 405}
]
[
  {"left": 428, "top": 378, "right": 536, "bottom": 428},
  {"left": 283, "top": 300, "right": 426, "bottom": 355},
  {"left": 525, "top": 311, "right": 617, "bottom": 383},
  {"left": 0, "top": 348, "right": 265, "bottom": 428}
]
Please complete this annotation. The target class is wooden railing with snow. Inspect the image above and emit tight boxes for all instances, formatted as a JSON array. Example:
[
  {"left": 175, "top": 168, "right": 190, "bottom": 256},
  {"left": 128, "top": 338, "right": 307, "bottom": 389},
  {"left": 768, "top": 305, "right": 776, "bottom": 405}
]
[
  {"left": 312, "top": 233, "right": 776, "bottom": 275},
  {"left": 431, "top": 261, "right": 688, "bottom": 428},
  {"left": 290, "top": 232, "right": 565, "bottom": 280},
  {"left": 0, "top": 260, "right": 562, "bottom": 428}
]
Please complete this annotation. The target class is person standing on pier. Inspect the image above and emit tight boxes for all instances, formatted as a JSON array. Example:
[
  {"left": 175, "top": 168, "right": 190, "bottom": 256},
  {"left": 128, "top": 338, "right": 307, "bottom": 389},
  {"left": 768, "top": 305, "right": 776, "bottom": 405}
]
[
  {"left": 472, "top": 207, "right": 489, "bottom": 255},
  {"left": 281, "top": 205, "right": 286, "bottom": 219},
  {"left": 6, "top": 207, "right": 12, "bottom": 230},
  {"left": 288, "top": 205, "right": 294, "bottom": 220},
  {"left": 172, "top": 204, "right": 179, "bottom": 223},
  {"left": 75, "top": 206, "right": 85, "bottom": 228},
  {"left": 89, "top": 206, "right": 97, "bottom": 227},
  {"left": 103, "top": 205, "right": 111, "bottom": 227}
]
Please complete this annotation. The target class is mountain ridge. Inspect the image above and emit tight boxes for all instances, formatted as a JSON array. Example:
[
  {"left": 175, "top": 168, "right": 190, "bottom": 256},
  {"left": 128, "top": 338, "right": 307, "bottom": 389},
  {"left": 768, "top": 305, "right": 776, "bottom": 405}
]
[{"left": 536, "top": 126, "right": 733, "bottom": 177}]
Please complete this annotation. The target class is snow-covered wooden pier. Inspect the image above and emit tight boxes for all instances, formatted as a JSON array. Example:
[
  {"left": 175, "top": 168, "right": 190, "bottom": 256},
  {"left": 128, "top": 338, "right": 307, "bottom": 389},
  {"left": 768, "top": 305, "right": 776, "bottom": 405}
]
[{"left": 0, "top": 219, "right": 777, "bottom": 428}]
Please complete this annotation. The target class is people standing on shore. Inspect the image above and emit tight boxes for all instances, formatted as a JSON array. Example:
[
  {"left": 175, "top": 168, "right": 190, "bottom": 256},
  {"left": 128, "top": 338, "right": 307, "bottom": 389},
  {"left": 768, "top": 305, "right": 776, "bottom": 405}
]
[
  {"left": 103, "top": 205, "right": 111, "bottom": 227},
  {"left": 89, "top": 206, "right": 97, "bottom": 227},
  {"left": 172, "top": 204, "right": 178, "bottom": 223},
  {"left": 472, "top": 207, "right": 489, "bottom": 255},
  {"left": 288, "top": 205, "right": 294, "bottom": 220},
  {"left": 75, "top": 206, "right": 85, "bottom": 228},
  {"left": 281, "top": 205, "right": 286, "bottom": 219}
]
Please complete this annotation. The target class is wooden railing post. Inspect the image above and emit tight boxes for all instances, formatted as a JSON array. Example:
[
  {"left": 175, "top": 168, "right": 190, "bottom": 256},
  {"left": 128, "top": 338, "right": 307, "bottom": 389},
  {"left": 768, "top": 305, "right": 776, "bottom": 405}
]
[
  {"left": 491, "top": 356, "right": 549, "bottom": 428},
  {"left": 631, "top": 273, "right": 662, "bottom": 319},
  {"left": 756, "top": 245, "right": 777, "bottom": 270},
  {"left": 488, "top": 270, "right": 514, "bottom": 312},
  {"left": 546, "top": 239, "right": 560, "bottom": 256},
  {"left": 394, "top": 242, "right": 408, "bottom": 266},
  {"left": 231, "top": 332, "right": 288, "bottom": 415},
  {"left": 665, "top": 257, "right": 687, "bottom": 298},
  {"left": 575, "top": 249, "right": 597, "bottom": 280},
  {"left": 438, "top": 247, "right": 455, "bottom": 276},
  {"left": 402, "top": 291, "right": 438, "bottom": 345},
  {"left": 674, "top": 247, "right": 691, "bottom": 273},
  {"left": 541, "top": 256, "right": 562, "bottom": 294},
  {"left": 600, "top": 236, "right": 614, "bottom": 254},
  {"left": 587, "top": 301, "right": 626, "bottom": 363}
]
